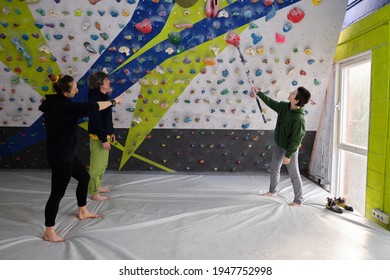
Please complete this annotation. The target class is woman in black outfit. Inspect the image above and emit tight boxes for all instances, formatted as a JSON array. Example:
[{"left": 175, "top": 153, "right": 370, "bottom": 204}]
[{"left": 39, "top": 74, "right": 120, "bottom": 242}]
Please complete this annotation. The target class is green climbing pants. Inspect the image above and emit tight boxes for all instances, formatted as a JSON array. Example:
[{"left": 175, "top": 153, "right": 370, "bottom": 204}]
[{"left": 88, "top": 138, "right": 109, "bottom": 195}]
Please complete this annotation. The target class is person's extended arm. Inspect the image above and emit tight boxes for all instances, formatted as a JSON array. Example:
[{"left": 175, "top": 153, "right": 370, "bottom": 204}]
[
  {"left": 97, "top": 96, "right": 121, "bottom": 111},
  {"left": 253, "top": 87, "right": 281, "bottom": 112}
]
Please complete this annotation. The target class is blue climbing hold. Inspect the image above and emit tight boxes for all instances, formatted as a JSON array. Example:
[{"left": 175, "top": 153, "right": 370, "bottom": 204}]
[
  {"left": 34, "top": 22, "right": 44, "bottom": 29},
  {"left": 265, "top": 5, "right": 276, "bottom": 22},
  {"left": 110, "top": 10, "right": 119, "bottom": 17},
  {"left": 283, "top": 22, "right": 293, "bottom": 32},
  {"left": 251, "top": 33, "right": 262, "bottom": 44},
  {"left": 222, "top": 69, "right": 229, "bottom": 77}
]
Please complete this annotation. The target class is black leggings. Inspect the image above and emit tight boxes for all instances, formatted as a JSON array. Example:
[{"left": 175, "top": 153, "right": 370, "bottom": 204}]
[{"left": 45, "top": 157, "right": 90, "bottom": 227}]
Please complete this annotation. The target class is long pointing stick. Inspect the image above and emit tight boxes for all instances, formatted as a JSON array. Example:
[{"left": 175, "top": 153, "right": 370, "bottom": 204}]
[{"left": 225, "top": 31, "right": 267, "bottom": 124}]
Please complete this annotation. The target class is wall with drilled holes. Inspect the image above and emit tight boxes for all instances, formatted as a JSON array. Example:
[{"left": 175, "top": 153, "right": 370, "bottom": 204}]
[{"left": 0, "top": 0, "right": 348, "bottom": 172}]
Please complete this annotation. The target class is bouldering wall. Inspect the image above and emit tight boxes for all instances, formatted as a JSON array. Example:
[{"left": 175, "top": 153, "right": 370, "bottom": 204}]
[{"left": 0, "top": 0, "right": 348, "bottom": 172}]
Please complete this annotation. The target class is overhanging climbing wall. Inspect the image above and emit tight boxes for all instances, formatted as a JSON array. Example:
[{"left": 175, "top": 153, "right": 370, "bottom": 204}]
[{"left": 0, "top": 0, "right": 348, "bottom": 172}]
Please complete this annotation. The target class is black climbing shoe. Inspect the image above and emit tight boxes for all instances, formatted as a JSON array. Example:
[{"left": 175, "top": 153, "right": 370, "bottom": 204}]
[
  {"left": 334, "top": 197, "right": 354, "bottom": 211},
  {"left": 326, "top": 197, "right": 343, "bottom": 214}
]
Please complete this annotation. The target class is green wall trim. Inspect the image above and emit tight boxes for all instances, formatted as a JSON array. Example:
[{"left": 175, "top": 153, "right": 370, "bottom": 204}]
[
  {"left": 370, "top": 100, "right": 388, "bottom": 119},
  {"left": 368, "top": 135, "right": 387, "bottom": 155},
  {"left": 367, "top": 152, "right": 385, "bottom": 173},
  {"left": 337, "top": 4, "right": 390, "bottom": 48},
  {"left": 366, "top": 170, "right": 385, "bottom": 191},
  {"left": 370, "top": 117, "right": 388, "bottom": 137},
  {"left": 366, "top": 188, "right": 384, "bottom": 208}
]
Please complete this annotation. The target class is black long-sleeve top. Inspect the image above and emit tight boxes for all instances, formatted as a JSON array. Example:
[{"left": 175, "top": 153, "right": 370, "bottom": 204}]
[
  {"left": 87, "top": 89, "right": 114, "bottom": 143},
  {"left": 39, "top": 94, "right": 99, "bottom": 164}
]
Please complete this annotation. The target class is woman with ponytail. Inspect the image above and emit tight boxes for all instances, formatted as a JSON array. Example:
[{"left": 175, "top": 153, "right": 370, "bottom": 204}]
[{"left": 39, "top": 74, "right": 121, "bottom": 242}]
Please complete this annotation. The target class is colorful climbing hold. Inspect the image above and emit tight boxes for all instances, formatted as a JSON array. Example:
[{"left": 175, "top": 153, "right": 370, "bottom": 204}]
[
  {"left": 135, "top": 18, "right": 152, "bottom": 34},
  {"left": 168, "top": 32, "right": 182, "bottom": 44},
  {"left": 287, "top": 7, "right": 305, "bottom": 23}
]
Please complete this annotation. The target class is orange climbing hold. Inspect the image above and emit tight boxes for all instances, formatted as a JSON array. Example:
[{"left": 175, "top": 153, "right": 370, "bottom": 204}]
[{"left": 204, "top": 57, "right": 216, "bottom": 66}]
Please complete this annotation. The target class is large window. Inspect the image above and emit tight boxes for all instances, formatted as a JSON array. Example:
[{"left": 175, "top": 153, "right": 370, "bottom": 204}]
[{"left": 334, "top": 53, "right": 371, "bottom": 216}]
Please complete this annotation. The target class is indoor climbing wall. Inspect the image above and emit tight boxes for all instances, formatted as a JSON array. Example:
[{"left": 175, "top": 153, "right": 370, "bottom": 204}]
[{"left": 0, "top": 0, "right": 348, "bottom": 172}]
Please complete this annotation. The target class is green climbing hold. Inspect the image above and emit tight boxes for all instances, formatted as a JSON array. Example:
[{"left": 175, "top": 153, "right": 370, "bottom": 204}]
[
  {"left": 99, "top": 32, "right": 109, "bottom": 40},
  {"left": 36, "top": 9, "right": 45, "bottom": 16},
  {"left": 82, "top": 56, "right": 90, "bottom": 62},
  {"left": 168, "top": 32, "right": 182, "bottom": 44},
  {"left": 221, "top": 89, "right": 229, "bottom": 95},
  {"left": 177, "top": 45, "right": 185, "bottom": 53}
]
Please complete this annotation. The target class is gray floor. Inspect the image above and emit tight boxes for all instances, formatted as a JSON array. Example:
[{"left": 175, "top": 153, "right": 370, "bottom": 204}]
[{"left": 0, "top": 171, "right": 390, "bottom": 260}]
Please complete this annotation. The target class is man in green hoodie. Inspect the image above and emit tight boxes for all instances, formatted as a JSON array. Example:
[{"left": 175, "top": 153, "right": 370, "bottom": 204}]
[{"left": 254, "top": 87, "right": 311, "bottom": 206}]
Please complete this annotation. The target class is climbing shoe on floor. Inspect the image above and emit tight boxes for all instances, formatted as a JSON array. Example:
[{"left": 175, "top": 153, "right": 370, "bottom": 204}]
[
  {"left": 334, "top": 197, "right": 354, "bottom": 211},
  {"left": 326, "top": 197, "right": 343, "bottom": 214}
]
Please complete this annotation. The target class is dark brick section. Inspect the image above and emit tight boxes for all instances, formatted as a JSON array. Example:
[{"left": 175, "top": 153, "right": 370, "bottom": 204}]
[{"left": 1, "top": 128, "right": 315, "bottom": 173}]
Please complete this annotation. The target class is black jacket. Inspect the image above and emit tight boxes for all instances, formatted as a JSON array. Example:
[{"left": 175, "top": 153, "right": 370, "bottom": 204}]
[
  {"left": 39, "top": 94, "right": 99, "bottom": 164},
  {"left": 87, "top": 89, "right": 114, "bottom": 143}
]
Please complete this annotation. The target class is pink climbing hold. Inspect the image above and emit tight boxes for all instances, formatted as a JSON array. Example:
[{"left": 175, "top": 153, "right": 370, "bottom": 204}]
[
  {"left": 287, "top": 7, "right": 305, "bottom": 23},
  {"left": 275, "top": 32, "right": 285, "bottom": 43},
  {"left": 135, "top": 18, "right": 152, "bottom": 34},
  {"left": 205, "top": 0, "right": 219, "bottom": 18}
]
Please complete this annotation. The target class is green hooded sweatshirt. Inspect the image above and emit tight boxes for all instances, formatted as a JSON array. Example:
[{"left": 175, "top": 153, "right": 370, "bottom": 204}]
[{"left": 257, "top": 91, "right": 306, "bottom": 158}]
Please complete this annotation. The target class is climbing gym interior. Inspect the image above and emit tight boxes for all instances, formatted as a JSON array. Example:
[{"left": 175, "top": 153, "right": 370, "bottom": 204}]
[{"left": 1, "top": 0, "right": 390, "bottom": 260}]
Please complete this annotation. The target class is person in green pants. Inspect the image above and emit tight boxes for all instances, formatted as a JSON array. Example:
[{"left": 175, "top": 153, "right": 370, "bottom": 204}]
[
  {"left": 254, "top": 87, "right": 311, "bottom": 206},
  {"left": 87, "top": 72, "right": 117, "bottom": 201}
]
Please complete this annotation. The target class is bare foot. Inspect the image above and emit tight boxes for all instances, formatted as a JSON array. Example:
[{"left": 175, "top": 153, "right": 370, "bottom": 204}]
[
  {"left": 260, "top": 191, "right": 277, "bottom": 197},
  {"left": 43, "top": 227, "right": 65, "bottom": 242},
  {"left": 77, "top": 206, "right": 102, "bottom": 220},
  {"left": 288, "top": 202, "right": 302, "bottom": 207},
  {"left": 91, "top": 194, "right": 109, "bottom": 201},
  {"left": 99, "top": 186, "right": 112, "bottom": 193}
]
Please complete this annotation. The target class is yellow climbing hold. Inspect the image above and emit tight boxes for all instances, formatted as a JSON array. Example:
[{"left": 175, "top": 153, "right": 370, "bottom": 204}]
[
  {"left": 256, "top": 46, "right": 265, "bottom": 54},
  {"left": 74, "top": 8, "right": 82, "bottom": 17},
  {"left": 312, "top": 0, "right": 323, "bottom": 6}
]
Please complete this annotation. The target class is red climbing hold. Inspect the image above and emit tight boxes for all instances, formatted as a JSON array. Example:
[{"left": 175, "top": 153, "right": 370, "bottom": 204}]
[
  {"left": 225, "top": 31, "right": 240, "bottom": 47},
  {"left": 287, "top": 7, "right": 305, "bottom": 23},
  {"left": 135, "top": 18, "right": 152, "bottom": 34}
]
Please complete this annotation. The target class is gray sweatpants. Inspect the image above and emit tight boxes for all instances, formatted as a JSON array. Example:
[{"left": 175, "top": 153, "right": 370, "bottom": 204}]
[{"left": 269, "top": 145, "right": 303, "bottom": 204}]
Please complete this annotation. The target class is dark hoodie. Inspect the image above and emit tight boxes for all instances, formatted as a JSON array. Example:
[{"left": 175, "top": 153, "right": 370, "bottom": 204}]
[
  {"left": 87, "top": 88, "right": 114, "bottom": 143},
  {"left": 257, "top": 91, "right": 306, "bottom": 158},
  {"left": 39, "top": 94, "right": 99, "bottom": 164}
]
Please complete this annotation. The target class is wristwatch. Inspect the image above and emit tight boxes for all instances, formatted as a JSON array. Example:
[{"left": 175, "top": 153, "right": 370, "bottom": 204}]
[{"left": 110, "top": 99, "right": 116, "bottom": 107}]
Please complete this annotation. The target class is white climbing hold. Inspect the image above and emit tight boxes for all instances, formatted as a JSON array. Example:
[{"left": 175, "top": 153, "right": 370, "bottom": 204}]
[{"left": 119, "top": 46, "right": 130, "bottom": 56}]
